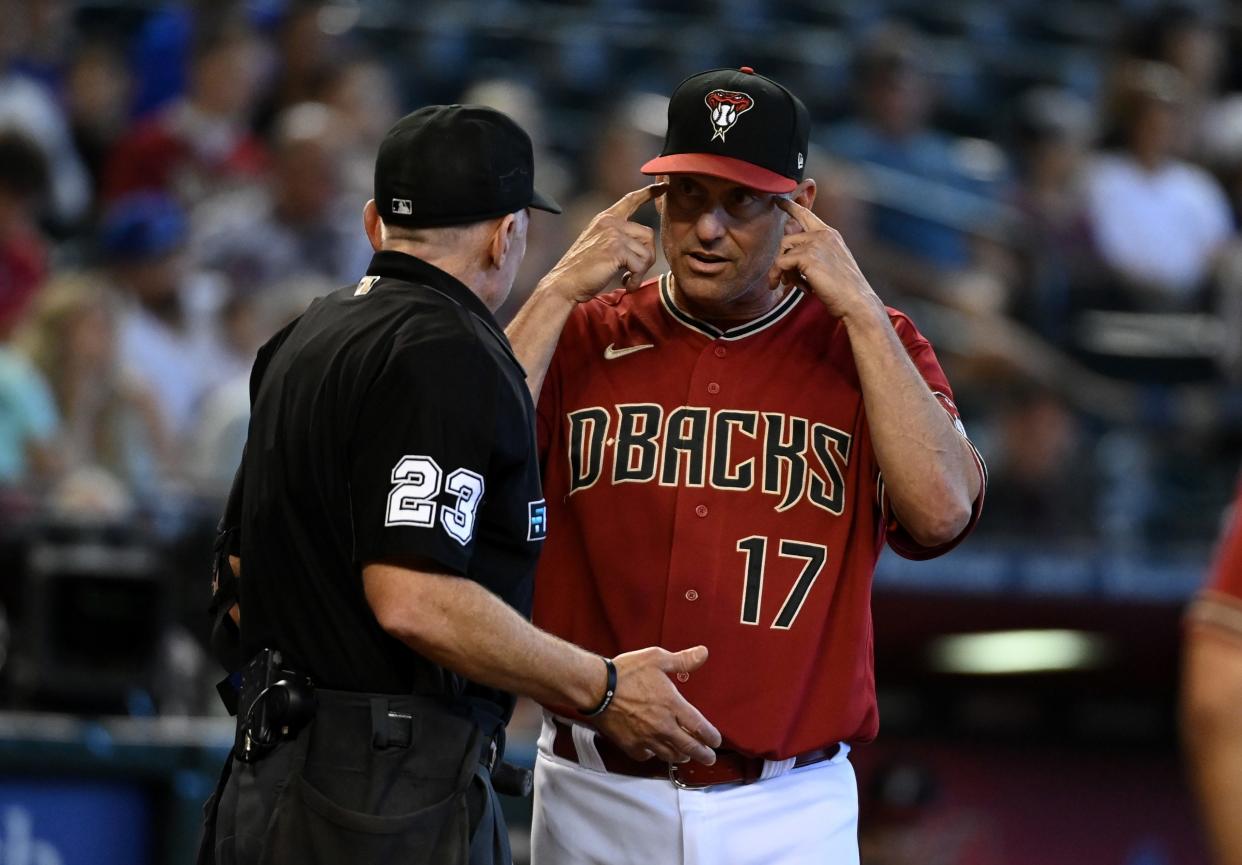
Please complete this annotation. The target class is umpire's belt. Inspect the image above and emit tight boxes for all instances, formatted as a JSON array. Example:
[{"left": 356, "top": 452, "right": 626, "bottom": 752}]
[
  {"left": 551, "top": 719, "right": 839, "bottom": 788},
  {"left": 314, "top": 690, "right": 503, "bottom": 770}
]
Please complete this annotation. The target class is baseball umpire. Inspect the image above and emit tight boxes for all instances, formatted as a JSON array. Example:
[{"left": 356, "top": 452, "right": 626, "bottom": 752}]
[
  {"left": 506, "top": 68, "right": 986, "bottom": 863},
  {"left": 199, "top": 105, "right": 720, "bottom": 865}
]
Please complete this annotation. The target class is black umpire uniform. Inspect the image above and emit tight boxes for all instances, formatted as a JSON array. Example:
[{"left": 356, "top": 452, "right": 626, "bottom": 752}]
[{"left": 201, "top": 105, "right": 561, "bottom": 865}]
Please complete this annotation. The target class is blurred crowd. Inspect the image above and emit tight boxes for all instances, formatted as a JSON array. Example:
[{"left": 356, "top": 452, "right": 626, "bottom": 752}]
[{"left": 1, "top": 0, "right": 1240, "bottom": 565}]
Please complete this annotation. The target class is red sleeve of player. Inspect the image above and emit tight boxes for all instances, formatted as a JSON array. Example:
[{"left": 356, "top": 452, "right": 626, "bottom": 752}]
[
  {"left": 1187, "top": 483, "right": 1242, "bottom": 640},
  {"left": 880, "top": 312, "right": 987, "bottom": 561}
]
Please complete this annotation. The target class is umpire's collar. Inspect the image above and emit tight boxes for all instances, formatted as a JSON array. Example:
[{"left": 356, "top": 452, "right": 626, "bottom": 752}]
[{"left": 365, "top": 250, "right": 522, "bottom": 373}]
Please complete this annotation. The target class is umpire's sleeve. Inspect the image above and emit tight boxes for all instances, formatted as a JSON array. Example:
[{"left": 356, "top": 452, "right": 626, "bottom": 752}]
[{"left": 348, "top": 335, "right": 500, "bottom": 578}]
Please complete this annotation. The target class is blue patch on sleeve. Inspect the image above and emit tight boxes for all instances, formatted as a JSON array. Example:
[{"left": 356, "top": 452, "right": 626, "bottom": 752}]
[{"left": 528, "top": 500, "right": 548, "bottom": 541}]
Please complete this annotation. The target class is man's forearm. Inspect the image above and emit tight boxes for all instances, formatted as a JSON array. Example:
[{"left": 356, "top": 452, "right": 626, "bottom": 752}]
[
  {"left": 506, "top": 281, "right": 577, "bottom": 402},
  {"left": 506, "top": 184, "right": 665, "bottom": 402},
  {"left": 769, "top": 196, "right": 978, "bottom": 544},
  {"left": 843, "top": 302, "right": 981, "bottom": 545},
  {"left": 364, "top": 562, "right": 603, "bottom": 711}
]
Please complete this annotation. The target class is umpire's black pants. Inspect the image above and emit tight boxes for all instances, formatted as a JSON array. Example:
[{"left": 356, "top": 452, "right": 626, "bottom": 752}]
[{"left": 200, "top": 690, "right": 511, "bottom": 865}]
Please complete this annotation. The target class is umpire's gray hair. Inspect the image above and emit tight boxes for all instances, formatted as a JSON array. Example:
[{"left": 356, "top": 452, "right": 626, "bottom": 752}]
[{"left": 380, "top": 212, "right": 516, "bottom": 250}]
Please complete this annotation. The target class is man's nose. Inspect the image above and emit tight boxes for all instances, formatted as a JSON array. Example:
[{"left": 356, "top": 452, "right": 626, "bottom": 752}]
[{"left": 694, "top": 206, "right": 726, "bottom": 244}]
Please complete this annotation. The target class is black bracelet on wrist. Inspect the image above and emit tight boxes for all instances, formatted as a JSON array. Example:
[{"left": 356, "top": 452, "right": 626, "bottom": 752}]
[{"left": 580, "top": 657, "right": 617, "bottom": 717}]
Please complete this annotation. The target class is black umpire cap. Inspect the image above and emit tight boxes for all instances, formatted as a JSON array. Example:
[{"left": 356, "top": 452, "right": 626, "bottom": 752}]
[{"left": 375, "top": 104, "right": 562, "bottom": 229}]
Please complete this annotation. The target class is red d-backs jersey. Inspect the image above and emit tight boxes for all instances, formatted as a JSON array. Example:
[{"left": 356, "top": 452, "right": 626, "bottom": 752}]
[
  {"left": 533, "top": 274, "right": 986, "bottom": 758},
  {"left": 1189, "top": 480, "right": 1242, "bottom": 639}
]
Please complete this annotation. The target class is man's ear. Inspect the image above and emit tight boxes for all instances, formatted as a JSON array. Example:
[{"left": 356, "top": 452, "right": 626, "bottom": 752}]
[
  {"left": 363, "top": 200, "right": 383, "bottom": 251},
  {"left": 489, "top": 212, "right": 519, "bottom": 269},
  {"left": 781, "top": 180, "right": 818, "bottom": 236},
  {"left": 794, "top": 179, "right": 816, "bottom": 212}
]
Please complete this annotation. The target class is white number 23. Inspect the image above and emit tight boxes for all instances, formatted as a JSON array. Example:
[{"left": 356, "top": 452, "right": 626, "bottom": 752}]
[{"left": 385, "top": 455, "right": 485, "bottom": 545}]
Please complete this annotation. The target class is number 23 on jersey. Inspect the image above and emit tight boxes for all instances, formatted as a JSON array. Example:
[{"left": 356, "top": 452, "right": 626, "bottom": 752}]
[{"left": 385, "top": 455, "right": 484, "bottom": 545}]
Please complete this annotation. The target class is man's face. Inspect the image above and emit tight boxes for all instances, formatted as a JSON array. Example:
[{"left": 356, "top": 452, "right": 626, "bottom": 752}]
[
  {"left": 276, "top": 137, "right": 338, "bottom": 224},
  {"left": 658, "top": 174, "right": 790, "bottom": 314}
]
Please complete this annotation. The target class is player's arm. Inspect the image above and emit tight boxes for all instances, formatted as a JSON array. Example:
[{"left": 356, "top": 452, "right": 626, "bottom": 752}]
[
  {"left": 774, "top": 197, "right": 980, "bottom": 546},
  {"left": 507, "top": 183, "right": 665, "bottom": 402},
  {"left": 363, "top": 560, "right": 719, "bottom": 765},
  {"left": 1183, "top": 612, "right": 1242, "bottom": 865},
  {"left": 837, "top": 308, "right": 979, "bottom": 545}
]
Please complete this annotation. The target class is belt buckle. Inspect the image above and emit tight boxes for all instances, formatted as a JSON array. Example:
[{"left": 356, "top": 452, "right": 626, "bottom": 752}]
[{"left": 668, "top": 762, "right": 707, "bottom": 790}]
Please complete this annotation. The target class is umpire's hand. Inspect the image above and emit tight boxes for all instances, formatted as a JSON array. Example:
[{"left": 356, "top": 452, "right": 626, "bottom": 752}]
[
  {"left": 593, "top": 645, "right": 721, "bottom": 765},
  {"left": 538, "top": 183, "right": 667, "bottom": 303}
]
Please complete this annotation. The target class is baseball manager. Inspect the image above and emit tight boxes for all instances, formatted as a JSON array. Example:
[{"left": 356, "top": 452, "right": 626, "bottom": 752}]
[{"left": 507, "top": 67, "right": 986, "bottom": 864}]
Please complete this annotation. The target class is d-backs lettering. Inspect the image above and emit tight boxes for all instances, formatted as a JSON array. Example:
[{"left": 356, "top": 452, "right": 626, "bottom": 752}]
[{"left": 565, "top": 404, "right": 852, "bottom": 514}]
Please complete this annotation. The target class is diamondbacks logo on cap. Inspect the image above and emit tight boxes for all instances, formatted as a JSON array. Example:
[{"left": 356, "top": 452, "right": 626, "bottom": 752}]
[
  {"left": 704, "top": 89, "right": 754, "bottom": 141},
  {"left": 392, "top": 198, "right": 413, "bottom": 215}
]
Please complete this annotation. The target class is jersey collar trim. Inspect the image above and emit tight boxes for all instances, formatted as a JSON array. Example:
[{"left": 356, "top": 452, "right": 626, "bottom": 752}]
[
  {"left": 366, "top": 251, "right": 494, "bottom": 323},
  {"left": 658, "top": 273, "right": 804, "bottom": 341},
  {"left": 365, "top": 250, "right": 524, "bottom": 375}
]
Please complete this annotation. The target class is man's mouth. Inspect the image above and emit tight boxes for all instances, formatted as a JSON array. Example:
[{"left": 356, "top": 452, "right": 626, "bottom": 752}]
[{"left": 685, "top": 251, "right": 730, "bottom": 274}]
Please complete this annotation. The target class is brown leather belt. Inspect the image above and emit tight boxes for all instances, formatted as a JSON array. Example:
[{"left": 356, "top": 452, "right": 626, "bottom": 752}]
[{"left": 550, "top": 719, "right": 840, "bottom": 788}]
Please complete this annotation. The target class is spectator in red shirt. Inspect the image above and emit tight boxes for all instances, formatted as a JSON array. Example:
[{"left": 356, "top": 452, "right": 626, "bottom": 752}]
[
  {"left": 0, "top": 129, "right": 49, "bottom": 338},
  {"left": 103, "top": 12, "right": 268, "bottom": 208}
]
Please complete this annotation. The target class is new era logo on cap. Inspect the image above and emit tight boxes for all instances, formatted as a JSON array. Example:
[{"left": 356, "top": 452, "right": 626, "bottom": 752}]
[{"left": 392, "top": 198, "right": 413, "bottom": 215}]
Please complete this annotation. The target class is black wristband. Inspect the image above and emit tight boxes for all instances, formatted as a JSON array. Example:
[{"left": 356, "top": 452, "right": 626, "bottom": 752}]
[{"left": 580, "top": 657, "right": 617, "bottom": 718}]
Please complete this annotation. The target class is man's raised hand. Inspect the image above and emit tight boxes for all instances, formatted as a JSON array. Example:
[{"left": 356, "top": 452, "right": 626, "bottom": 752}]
[{"left": 539, "top": 183, "right": 667, "bottom": 304}]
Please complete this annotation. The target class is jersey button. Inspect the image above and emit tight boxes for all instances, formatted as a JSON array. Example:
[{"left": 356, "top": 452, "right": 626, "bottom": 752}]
[
  {"left": 707, "top": 382, "right": 721, "bottom": 395},
  {"left": 676, "top": 672, "right": 690, "bottom": 683},
  {"left": 684, "top": 589, "right": 699, "bottom": 601},
  {"left": 695, "top": 504, "right": 708, "bottom": 517},
  {"left": 714, "top": 346, "right": 727, "bottom": 358}
]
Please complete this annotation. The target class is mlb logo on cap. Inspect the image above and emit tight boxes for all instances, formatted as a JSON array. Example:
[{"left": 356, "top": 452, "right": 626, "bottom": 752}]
[{"left": 392, "top": 198, "right": 413, "bottom": 215}]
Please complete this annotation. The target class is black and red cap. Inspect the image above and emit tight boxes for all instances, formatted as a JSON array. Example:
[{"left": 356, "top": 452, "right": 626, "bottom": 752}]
[
  {"left": 375, "top": 104, "right": 561, "bottom": 229},
  {"left": 641, "top": 66, "right": 810, "bottom": 194}
]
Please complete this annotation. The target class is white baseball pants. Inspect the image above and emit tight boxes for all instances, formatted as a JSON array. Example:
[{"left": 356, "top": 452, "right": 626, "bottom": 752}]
[{"left": 529, "top": 715, "right": 859, "bottom": 865}]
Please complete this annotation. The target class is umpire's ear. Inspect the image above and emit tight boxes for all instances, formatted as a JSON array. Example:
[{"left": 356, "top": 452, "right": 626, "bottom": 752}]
[
  {"left": 363, "top": 200, "right": 383, "bottom": 251},
  {"left": 487, "top": 210, "right": 524, "bottom": 271}
]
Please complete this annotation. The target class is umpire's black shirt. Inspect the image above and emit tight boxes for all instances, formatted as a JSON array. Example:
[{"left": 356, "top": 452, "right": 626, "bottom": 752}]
[{"left": 224, "top": 250, "right": 546, "bottom": 726}]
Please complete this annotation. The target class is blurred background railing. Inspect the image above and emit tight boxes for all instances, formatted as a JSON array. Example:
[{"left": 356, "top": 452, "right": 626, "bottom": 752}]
[{"left": 0, "top": 0, "right": 1239, "bottom": 862}]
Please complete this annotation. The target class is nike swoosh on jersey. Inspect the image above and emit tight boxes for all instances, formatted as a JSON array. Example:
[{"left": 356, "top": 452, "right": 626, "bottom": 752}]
[{"left": 603, "top": 343, "right": 655, "bottom": 360}]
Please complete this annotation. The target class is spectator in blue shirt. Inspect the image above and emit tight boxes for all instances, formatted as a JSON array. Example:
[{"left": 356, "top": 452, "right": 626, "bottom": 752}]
[
  {"left": 824, "top": 24, "right": 1009, "bottom": 281},
  {"left": 0, "top": 344, "right": 58, "bottom": 487}
]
